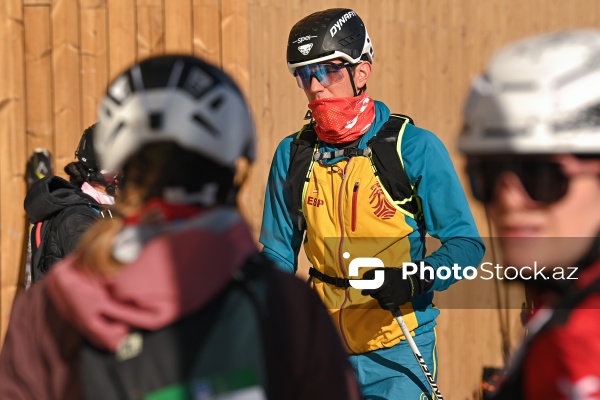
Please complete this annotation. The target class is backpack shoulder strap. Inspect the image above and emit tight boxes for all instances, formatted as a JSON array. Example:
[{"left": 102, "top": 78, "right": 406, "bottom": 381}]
[
  {"left": 287, "top": 124, "right": 319, "bottom": 231},
  {"left": 368, "top": 114, "right": 423, "bottom": 221}
]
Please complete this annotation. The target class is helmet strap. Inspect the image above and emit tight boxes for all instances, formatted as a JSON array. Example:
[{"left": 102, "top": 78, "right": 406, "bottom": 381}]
[
  {"left": 345, "top": 65, "right": 359, "bottom": 97},
  {"left": 345, "top": 65, "right": 367, "bottom": 97}
]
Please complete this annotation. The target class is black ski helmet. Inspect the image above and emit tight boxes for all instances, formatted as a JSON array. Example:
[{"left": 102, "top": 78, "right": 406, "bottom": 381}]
[
  {"left": 75, "top": 124, "right": 100, "bottom": 172},
  {"left": 286, "top": 8, "right": 374, "bottom": 75}
]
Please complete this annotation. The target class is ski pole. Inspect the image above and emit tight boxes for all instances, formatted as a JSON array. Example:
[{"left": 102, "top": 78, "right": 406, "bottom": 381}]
[{"left": 393, "top": 309, "right": 443, "bottom": 400}]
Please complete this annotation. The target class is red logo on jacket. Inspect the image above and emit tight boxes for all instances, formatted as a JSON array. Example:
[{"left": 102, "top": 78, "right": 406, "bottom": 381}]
[
  {"left": 307, "top": 196, "right": 324, "bottom": 207},
  {"left": 369, "top": 183, "right": 396, "bottom": 220}
]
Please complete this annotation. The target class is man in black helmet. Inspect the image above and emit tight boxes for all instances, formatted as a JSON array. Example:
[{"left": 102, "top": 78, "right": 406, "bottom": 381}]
[
  {"left": 260, "top": 8, "right": 485, "bottom": 398},
  {"left": 24, "top": 125, "right": 117, "bottom": 284}
]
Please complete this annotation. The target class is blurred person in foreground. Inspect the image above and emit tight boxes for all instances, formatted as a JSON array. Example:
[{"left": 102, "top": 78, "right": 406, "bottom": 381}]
[
  {"left": 459, "top": 30, "right": 600, "bottom": 399},
  {"left": 0, "top": 54, "right": 360, "bottom": 400}
]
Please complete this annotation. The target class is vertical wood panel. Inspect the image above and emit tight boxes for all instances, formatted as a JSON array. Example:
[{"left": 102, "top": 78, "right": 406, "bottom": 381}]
[
  {"left": 164, "top": 0, "right": 192, "bottom": 53},
  {"left": 0, "top": 0, "right": 27, "bottom": 345},
  {"left": 221, "top": 0, "right": 253, "bottom": 228},
  {"left": 52, "top": 0, "right": 82, "bottom": 173},
  {"left": 107, "top": 0, "right": 136, "bottom": 80},
  {"left": 192, "top": 0, "right": 220, "bottom": 66},
  {"left": 80, "top": 0, "right": 109, "bottom": 128},
  {"left": 220, "top": 0, "right": 249, "bottom": 95},
  {"left": 24, "top": 6, "right": 54, "bottom": 154},
  {"left": 136, "top": 0, "right": 165, "bottom": 59}
]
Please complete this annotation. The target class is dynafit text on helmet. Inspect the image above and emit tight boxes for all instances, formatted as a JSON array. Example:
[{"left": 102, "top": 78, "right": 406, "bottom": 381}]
[
  {"left": 1, "top": 55, "right": 362, "bottom": 400},
  {"left": 459, "top": 30, "right": 600, "bottom": 400},
  {"left": 259, "top": 8, "right": 485, "bottom": 399}
]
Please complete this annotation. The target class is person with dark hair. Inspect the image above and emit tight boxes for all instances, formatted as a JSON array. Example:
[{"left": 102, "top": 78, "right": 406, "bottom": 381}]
[
  {"left": 459, "top": 30, "right": 600, "bottom": 399},
  {"left": 23, "top": 125, "right": 118, "bottom": 284},
  {"left": 259, "top": 7, "right": 485, "bottom": 398},
  {"left": 0, "top": 54, "right": 360, "bottom": 400}
]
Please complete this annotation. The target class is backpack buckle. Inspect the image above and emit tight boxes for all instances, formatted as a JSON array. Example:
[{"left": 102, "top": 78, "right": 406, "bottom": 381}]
[{"left": 343, "top": 147, "right": 370, "bottom": 158}]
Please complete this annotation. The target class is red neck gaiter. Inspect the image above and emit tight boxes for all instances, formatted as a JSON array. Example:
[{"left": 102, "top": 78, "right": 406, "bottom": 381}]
[{"left": 308, "top": 92, "right": 375, "bottom": 144}]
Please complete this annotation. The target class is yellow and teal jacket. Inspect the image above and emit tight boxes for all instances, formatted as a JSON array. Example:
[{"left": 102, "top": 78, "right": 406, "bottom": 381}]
[{"left": 259, "top": 101, "right": 485, "bottom": 354}]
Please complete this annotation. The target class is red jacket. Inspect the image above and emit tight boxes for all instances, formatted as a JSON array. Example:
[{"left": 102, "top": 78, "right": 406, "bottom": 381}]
[{"left": 496, "top": 260, "right": 600, "bottom": 399}]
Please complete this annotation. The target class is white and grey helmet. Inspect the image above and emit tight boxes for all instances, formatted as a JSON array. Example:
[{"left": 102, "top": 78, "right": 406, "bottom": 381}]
[
  {"left": 95, "top": 55, "right": 256, "bottom": 173},
  {"left": 459, "top": 30, "right": 600, "bottom": 155}
]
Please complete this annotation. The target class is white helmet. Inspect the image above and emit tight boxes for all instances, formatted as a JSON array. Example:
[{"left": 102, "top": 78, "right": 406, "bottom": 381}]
[
  {"left": 459, "top": 30, "right": 600, "bottom": 155},
  {"left": 95, "top": 55, "right": 256, "bottom": 172}
]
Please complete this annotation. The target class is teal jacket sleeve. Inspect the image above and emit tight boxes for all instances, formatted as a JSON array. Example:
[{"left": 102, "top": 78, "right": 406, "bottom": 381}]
[
  {"left": 259, "top": 134, "right": 305, "bottom": 274},
  {"left": 402, "top": 125, "right": 486, "bottom": 291}
]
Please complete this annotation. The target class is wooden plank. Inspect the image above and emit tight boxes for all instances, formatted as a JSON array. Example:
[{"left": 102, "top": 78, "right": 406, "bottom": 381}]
[
  {"left": 24, "top": 0, "right": 53, "bottom": 5},
  {"left": 246, "top": 0, "right": 287, "bottom": 249},
  {"left": 107, "top": 0, "right": 136, "bottom": 81},
  {"left": 192, "top": 0, "right": 220, "bottom": 66},
  {"left": 0, "top": 0, "right": 28, "bottom": 345},
  {"left": 220, "top": 0, "right": 249, "bottom": 95},
  {"left": 165, "top": 0, "right": 192, "bottom": 53},
  {"left": 137, "top": 0, "right": 165, "bottom": 59},
  {"left": 52, "top": 0, "right": 82, "bottom": 174},
  {"left": 221, "top": 0, "right": 254, "bottom": 232},
  {"left": 80, "top": 0, "right": 106, "bottom": 7},
  {"left": 80, "top": 0, "right": 109, "bottom": 128},
  {"left": 137, "top": 0, "right": 162, "bottom": 5},
  {"left": 24, "top": 6, "right": 54, "bottom": 154}
]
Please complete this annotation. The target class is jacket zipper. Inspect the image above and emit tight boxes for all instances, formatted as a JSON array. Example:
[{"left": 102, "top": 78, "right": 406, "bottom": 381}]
[
  {"left": 351, "top": 182, "right": 359, "bottom": 232},
  {"left": 337, "top": 159, "right": 354, "bottom": 353}
]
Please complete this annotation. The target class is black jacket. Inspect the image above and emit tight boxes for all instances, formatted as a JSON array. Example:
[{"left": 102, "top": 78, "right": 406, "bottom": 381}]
[{"left": 24, "top": 176, "right": 107, "bottom": 281}]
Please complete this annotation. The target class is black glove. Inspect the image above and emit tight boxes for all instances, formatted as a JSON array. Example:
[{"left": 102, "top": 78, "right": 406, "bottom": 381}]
[{"left": 361, "top": 265, "right": 434, "bottom": 311}]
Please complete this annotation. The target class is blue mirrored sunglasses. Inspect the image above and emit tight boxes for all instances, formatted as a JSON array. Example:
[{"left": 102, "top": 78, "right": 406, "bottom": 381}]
[{"left": 294, "top": 61, "right": 354, "bottom": 89}]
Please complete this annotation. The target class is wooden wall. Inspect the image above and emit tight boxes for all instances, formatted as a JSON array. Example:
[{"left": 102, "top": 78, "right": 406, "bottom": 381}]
[{"left": 1, "top": 1, "right": 599, "bottom": 398}]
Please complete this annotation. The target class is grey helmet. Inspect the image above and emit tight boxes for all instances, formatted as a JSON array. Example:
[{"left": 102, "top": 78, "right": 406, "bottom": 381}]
[
  {"left": 459, "top": 30, "right": 600, "bottom": 155},
  {"left": 286, "top": 8, "right": 374, "bottom": 75}
]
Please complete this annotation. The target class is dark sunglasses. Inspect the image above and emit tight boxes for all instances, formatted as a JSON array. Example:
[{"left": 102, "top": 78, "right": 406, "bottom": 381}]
[
  {"left": 467, "top": 157, "right": 570, "bottom": 204},
  {"left": 294, "top": 61, "right": 355, "bottom": 89}
]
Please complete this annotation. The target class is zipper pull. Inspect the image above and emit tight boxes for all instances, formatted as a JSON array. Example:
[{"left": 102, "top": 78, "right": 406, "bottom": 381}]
[{"left": 353, "top": 182, "right": 360, "bottom": 192}]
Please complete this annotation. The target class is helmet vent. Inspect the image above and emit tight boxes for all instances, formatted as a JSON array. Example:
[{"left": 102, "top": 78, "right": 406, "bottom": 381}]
[
  {"left": 339, "top": 33, "right": 362, "bottom": 46},
  {"left": 108, "top": 121, "right": 126, "bottom": 145},
  {"left": 554, "top": 103, "right": 600, "bottom": 132},
  {"left": 192, "top": 114, "right": 219, "bottom": 137},
  {"left": 483, "top": 127, "right": 528, "bottom": 138},
  {"left": 149, "top": 112, "right": 163, "bottom": 129},
  {"left": 210, "top": 96, "right": 224, "bottom": 110}
]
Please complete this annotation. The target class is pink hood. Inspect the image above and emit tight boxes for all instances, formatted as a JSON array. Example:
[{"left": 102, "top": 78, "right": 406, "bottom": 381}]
[{"left": 46, "top": 209, "right": 257, "bottom": 352}]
